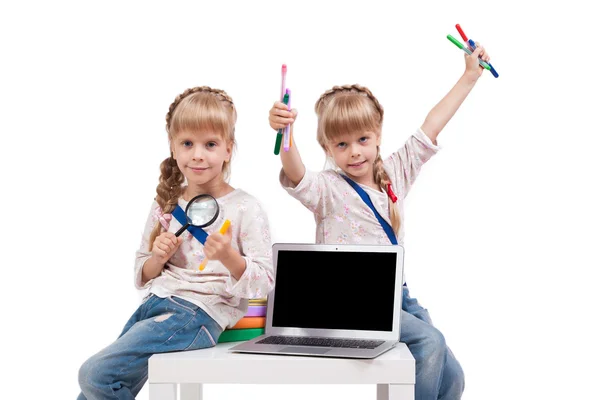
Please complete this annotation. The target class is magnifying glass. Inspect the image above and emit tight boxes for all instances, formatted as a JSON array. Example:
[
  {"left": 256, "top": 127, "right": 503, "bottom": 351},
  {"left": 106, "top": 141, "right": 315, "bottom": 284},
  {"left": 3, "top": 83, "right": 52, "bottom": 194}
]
[{"left": 175, "top": 194, "right": 219, "bottom": 237}]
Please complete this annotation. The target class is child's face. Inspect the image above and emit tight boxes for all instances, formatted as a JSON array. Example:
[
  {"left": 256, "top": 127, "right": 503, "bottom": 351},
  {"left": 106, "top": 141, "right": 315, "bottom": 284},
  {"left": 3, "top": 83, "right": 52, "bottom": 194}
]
[
  {"left": 326, "top": 130, "right": 381, "bottom": 185},
  {"left": 171, "top": 129, "right": 232, "bottom": 190}
]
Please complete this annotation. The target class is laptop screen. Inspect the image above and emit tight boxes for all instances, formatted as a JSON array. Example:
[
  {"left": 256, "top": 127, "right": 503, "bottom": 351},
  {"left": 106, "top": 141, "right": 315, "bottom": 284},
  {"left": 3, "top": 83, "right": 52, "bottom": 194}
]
[{"left": 271, "top": 250, "right": 397, "bottom": 332}]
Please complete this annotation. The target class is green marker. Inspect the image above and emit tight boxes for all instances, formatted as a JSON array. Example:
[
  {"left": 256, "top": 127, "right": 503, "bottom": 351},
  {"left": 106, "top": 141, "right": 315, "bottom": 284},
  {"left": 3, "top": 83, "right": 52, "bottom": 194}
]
[
  {"left": 447, "top": 34, "right": 491, "bottom": 70},
  {"left": 274, "top": 92, "right": 290, "bottom": 155}
]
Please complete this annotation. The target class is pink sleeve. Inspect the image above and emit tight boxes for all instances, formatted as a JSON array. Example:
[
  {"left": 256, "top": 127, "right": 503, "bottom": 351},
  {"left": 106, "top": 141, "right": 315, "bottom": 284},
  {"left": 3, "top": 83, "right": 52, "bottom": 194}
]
[
  {"left": 385, "top": 128, "right": 441, "bottom": 198},
  {"left": 279, "top": 168, "right": 336, "bottom": 218},
  {"left": 133, "top": 201, "right": 163, "bottom": 290},
  {"left": 224, "top": 199, "right": 275, "bottom": 299}
]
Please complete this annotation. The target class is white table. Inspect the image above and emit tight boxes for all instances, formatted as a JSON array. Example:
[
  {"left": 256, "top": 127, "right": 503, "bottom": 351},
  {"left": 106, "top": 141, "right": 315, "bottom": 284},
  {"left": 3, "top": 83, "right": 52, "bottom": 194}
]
[{"left": 148, "top": 342, "right": 415, "bottom": 400}]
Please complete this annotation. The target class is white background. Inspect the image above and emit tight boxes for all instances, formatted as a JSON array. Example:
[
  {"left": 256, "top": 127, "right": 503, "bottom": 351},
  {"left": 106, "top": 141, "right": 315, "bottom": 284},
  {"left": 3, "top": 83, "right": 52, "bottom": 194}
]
[{"left": 1, "top": 1, "right": 599, "bottom": 399}]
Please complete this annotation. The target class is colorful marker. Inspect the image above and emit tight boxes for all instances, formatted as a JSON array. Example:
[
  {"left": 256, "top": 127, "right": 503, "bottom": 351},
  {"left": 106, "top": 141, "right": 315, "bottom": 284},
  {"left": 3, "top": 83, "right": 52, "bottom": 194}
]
[
  {"left": 283, "top": 89, "right": 291, "bottom": 152},
  {"left": 280, "top": 64, "right": 287, "bottom": 100},
  {"left": 468, "top": 39, "right": 499, "bottom": 78},
  {"left": 455, "top": 24, "right": 499, "bottom": 78},
  {"left": 274, "top": 64, "right": 288, "bottom": 155},
  {"left": 274, "top": 91, "right": 290, "bottom": 155},
  {"left": 198, "top": 219, "right": 231, "bottom": 271},
  {"left": 455, "top": 24, "right": 469, "bottom": 44},
  {"left": 446, "top": 35, "right": 491, "bottom": 70}
]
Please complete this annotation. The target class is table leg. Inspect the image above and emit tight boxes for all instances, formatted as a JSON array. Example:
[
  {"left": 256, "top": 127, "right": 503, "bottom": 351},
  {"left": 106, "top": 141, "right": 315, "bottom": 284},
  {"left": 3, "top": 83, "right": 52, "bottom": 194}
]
[
  {"left": 377, "top": 384, "right": 414, "bottom": 400},
  {"left": 149, "top": 383, "right": 176, "bottom": 400},
  {"left": 180, "top": 383, "right": 203, "bottom": 400}
]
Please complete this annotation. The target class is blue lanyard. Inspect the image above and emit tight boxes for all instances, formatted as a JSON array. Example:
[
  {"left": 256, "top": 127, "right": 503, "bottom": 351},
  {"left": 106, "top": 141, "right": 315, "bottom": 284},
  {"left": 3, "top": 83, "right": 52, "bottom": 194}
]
[
  {"left": 171, "top": 205, "right": 209, "bottom": 245},
  {"left": 341, "top": 175, "right": 398, "bottom": 245},
  {"left": 341, "top": 175, "right": 407, "bottom": 287}
]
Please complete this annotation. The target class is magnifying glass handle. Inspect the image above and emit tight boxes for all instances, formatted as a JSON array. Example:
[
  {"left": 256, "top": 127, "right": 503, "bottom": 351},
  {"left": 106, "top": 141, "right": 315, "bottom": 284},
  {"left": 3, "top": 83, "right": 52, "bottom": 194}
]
[
  {"left": 198, "top": 220, "right": 231, "bottom": 271},
  {"left": 175, "top": 223, "right": 189, "bottom": 237}
]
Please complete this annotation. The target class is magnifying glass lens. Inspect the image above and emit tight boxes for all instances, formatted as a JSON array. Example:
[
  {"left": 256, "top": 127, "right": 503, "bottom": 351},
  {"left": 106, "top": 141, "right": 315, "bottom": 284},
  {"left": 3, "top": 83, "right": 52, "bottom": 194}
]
[
  {"left": 188, "top": 197, "right": 219, "bottom": 226},
  {"left": 175, "top": 194, "right": 220, "bottom": 237}
]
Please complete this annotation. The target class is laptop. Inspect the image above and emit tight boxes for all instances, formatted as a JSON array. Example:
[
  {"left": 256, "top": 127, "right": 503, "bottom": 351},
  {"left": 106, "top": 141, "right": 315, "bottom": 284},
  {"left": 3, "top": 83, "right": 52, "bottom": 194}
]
[{"left": 229, "top": 243, "right": 404, "bottom": 359}]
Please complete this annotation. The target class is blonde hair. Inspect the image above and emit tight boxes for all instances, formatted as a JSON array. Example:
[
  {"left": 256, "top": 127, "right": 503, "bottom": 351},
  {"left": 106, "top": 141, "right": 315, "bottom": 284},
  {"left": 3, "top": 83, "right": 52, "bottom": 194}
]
[
  {"left": 148, "top": 86, "right": 237, "bottom": 249},
  {"left": 314, "top": 84, "right": 400, "bottom": 234}
]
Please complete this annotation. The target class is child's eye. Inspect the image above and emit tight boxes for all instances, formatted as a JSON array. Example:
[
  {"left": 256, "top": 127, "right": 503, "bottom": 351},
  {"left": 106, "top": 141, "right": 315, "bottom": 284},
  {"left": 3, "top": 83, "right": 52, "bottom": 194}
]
[
  {"left": 359, "top": 137, "right": 368, "bottom": 143},
  {"left": 337, "top": 142, "right": 347, "bottom": 148},
  {"left": 206, "top": 141, "right": 217, "bottom": 149},
  {"left": 182, "top": 140, "right": 193, "bottom": 147}
]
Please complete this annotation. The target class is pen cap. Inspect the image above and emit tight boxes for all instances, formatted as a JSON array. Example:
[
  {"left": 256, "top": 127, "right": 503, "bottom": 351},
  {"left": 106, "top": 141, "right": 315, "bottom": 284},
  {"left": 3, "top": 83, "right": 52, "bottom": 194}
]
[
  {"left": 455, "top": 24, "right": 469, "bottom": 42},
  {"left": 447, "top": 35, "right": 464, "bottom": 49}
]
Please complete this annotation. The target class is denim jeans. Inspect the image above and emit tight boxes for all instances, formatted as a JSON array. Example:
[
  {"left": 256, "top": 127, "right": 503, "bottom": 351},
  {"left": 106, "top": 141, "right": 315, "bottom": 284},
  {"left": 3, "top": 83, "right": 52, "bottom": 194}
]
[
  {"left": 77, "top": 295, "right": 222, "bottom": 400},
  {"left": 401, "top": 287, "right": 465, "bottom": 400}
]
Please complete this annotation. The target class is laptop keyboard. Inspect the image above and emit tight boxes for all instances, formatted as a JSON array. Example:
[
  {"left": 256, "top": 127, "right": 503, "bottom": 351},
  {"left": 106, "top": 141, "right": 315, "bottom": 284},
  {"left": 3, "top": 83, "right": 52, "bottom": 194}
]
[{"left": 256, "top": 335, "right": 385, "bottom": 349}]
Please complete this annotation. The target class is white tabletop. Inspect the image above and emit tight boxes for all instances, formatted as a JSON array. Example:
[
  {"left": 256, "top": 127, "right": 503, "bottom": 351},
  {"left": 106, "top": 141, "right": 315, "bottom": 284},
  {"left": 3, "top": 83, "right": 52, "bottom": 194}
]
[{"left": 149, "top": 342, "right": 415, "bottom": 384}]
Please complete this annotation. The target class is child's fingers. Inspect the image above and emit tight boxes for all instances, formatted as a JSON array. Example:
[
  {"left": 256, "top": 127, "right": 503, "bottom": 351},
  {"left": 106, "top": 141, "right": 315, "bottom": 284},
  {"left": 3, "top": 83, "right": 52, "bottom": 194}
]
[
  {"left": 224, "top": 224, "right": 232, "bottom": 239},
  {"left": 477, "top": 45, "right": 488, "bottom": 61},
  {"left": 164, "top": 238, "right": 177, "bottom": 251},
  {"left": 157, "top": 241, "right": 171, "bottom": 253},
  {"left": 203, "top": 247, "right": 214, "bottom": 259},
  {"left": 275, "top": 116, "right": 294, "bottom": 124},
  {"left": 271, "top": 115, "right": 294, "bottom": 127},
  {"left": 272, "top": 113, "right": 294, "bottom": 123},
  {"left": 473, "top": 42, "right": 491, "bottom": 62},
  {"left": 216, "top": 226, "right": 232, "bottom": 242},
  {"left": 471, "top": 46, "right": 483, "bottom": 59},
  {"left": 481, "top": 49, "right": 490, "bottom": 62},
  {"left": 164, "top": 232, "right": 178, "bottom": 246},
  {"left": 272, "top": 108, "right": 294, "bottom": 118},
  {"left": 272, "top": 101, "right": 289, "bottom": 110}
]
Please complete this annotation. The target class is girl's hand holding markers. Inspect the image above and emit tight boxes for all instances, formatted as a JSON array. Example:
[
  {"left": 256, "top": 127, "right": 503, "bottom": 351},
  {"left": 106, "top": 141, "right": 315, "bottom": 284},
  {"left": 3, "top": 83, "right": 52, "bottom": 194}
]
[
  {"left": 269, "top": 101, "right": 297, "bottom": 131},
  {"left": 465, "top": 42, "right": 491, "bottom": 81}
]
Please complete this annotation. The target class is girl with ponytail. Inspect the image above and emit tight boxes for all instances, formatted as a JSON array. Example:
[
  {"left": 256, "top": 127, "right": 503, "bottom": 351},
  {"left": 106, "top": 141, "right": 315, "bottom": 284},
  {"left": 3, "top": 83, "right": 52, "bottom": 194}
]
[
  {"left": 78, "top": 86, "right": 275, "bottom": 400},
  {"left": 268, "top": 43, "right": 491, "bottom": 399}
]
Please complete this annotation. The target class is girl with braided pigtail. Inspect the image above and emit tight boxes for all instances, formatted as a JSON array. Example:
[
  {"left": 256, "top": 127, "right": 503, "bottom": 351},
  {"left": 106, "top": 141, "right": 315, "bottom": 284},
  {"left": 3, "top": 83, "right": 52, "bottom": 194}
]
[
  {"left": 78, "top": 86, "right": 275, "bottom": 400},
  {"left": 268, "top": 44, "right": 491, "bottom": 399}
]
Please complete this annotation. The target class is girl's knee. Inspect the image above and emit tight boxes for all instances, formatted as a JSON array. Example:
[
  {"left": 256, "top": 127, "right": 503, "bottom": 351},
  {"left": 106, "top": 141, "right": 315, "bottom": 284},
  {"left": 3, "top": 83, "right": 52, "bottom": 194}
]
[
  {"left": 78, "top": 354, "right": 108, "bottom": 390},
  {"left": 424, "top": 327, "right": 446, "bottom": 354},
  {"left": 449, "top": 356, "right": 466, "bottom": 394},
  {"left": 78, "top": 356, "right": 95, "bottom": 389}
]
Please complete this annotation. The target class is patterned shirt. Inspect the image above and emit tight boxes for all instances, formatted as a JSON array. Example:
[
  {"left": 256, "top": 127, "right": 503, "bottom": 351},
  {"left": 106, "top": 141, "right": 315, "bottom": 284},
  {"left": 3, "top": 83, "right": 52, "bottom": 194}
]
[
  {"left": 134, "top": 188, "right": 275, "bottom": 330},
  {"left": 280, "top": 128, "right": 440, "bottom": 246}
]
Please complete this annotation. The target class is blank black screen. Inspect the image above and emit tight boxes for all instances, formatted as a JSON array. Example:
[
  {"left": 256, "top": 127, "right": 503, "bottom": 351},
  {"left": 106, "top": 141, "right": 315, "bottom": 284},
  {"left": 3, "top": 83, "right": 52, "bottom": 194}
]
[{"left": 271, "top": 250, "right": 397, "bottom": 331}]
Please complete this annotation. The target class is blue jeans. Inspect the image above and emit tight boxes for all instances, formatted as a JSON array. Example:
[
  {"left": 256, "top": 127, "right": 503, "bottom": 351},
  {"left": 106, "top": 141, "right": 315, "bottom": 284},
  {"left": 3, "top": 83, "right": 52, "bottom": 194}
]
[
  {"left": 401, "top": 287, "right": 465, "bottom": 400},
  {"left": 77, "top": 295, "right": 222, "bottom": 400}
]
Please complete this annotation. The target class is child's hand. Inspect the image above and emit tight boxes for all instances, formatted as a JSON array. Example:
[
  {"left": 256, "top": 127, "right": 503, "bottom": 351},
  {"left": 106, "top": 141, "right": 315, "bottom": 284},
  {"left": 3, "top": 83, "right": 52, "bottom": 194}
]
[
  {"left": 203, "top": 224, "right": 234, "bottom": 263},
  {"left": 269, "top": 101, "right": 297, "bottom": 131},
  {"left": 464, "top": 42, "right": 491, "bottom": 81},
  {"left": 151, "top": 232, "right": 183, "bottom": 265}
]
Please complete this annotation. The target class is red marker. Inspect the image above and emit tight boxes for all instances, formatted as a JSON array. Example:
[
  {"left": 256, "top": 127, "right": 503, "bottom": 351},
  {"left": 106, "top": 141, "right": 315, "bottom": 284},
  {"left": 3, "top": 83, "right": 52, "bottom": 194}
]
[
  {"left": 455, "top": 24, "right": 499, "bottom": 78},
  {"left": 455, "top": 24, "right": 469, "bottom": 44}
]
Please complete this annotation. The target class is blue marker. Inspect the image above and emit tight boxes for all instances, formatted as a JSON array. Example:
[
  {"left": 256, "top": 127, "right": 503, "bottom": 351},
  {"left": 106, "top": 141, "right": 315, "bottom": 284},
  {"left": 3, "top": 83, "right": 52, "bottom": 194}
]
[
  {"left": 469, "top": 39, "right": 499, "bottom": 78},
  {"left": 447, "top": 35, "right": 491, "bottom": 70}
]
